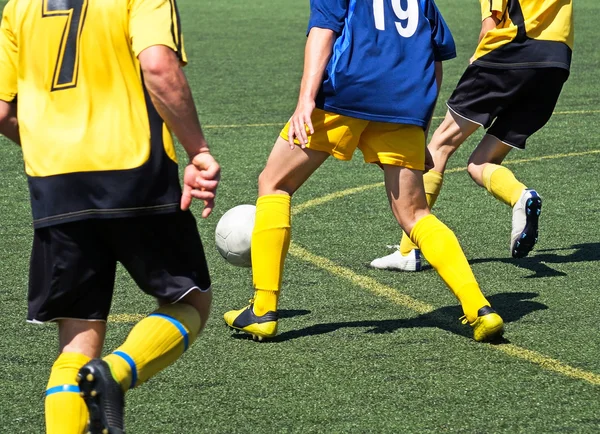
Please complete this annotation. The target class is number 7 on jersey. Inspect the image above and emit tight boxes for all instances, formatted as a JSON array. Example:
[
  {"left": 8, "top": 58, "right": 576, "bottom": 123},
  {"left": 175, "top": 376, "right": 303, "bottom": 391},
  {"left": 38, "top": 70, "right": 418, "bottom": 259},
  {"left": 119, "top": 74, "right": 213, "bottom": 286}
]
[{"left": 42, "top": 0, "right": 88, "bottom": 91}]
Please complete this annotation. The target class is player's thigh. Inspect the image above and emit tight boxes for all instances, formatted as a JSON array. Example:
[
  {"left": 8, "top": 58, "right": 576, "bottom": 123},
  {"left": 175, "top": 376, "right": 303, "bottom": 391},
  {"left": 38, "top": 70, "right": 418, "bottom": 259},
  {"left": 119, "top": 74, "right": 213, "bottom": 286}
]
[
  {"left": 112, "top": 212, "right": 212, "bottom": 310},
  {"left": 469, "top": 134, "right": 513, "bottom": 166},
  {"left": 488, "top": 68, "right": 569, "bottom": 149},
  {"left": 28, "top": 220, "right": 117, "bottom": 323},
  {"left": 280, "top": 108, "right": 367, "bottom": 160},
  {"left": 428, "top": 110, "right": 480, "bottom": 159},
  {"left": 359, "top": 122, "right": 426, "bottom": 170},
  {"left": 258, "top": 136, "right": 330, "bottom": 196},
  {"left": 263, "top": 109, "right": 366, "bottom": 195}
]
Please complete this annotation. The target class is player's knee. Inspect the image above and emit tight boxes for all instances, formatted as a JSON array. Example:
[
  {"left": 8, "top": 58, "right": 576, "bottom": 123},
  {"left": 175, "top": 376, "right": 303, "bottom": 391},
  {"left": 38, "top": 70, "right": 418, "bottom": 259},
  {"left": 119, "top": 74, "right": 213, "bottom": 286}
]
[
  {"left": 429, "top": 139, "right": 457, "bottom": 165},
  {"left": 175, "top": 289, "right": 212, "bottom": 338},
  {"left": 257, "top": 168, "right": 278, "bottom": 193},
  {"left": 258, "top": 168, "right": 295, "bottom": 196}
]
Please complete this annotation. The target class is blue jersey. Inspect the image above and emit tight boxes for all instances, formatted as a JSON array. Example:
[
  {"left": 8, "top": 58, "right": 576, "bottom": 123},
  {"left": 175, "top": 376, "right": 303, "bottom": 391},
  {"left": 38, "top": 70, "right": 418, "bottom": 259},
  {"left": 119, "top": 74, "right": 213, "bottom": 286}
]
[{"left": 309, "top": 0, "right": 456, "bottom": 127}]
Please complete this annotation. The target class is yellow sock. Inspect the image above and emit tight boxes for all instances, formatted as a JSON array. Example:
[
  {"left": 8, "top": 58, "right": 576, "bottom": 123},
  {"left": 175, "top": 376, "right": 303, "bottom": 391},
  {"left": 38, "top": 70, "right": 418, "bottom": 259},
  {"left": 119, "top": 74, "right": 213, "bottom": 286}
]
[
  {"left": 251, "top": 194, "right": 291, "bottom": 315},
  {"left": 254, "top": 290, "right": 279, "bottom": 315},
  {"left": 45, "top": 352, "right": 91, "bottom": 434},
  {"left": 400, "top": 170, "right": 443, "bottom": 255},
  {"left": 410, "top": 214, "right": 490, "bottom": 322},
  {"left": 482, "top": 164, "right": 527, "bottom": 207},
  {"left": 104, "top": 303, "right": 201, "bottom": 392}
]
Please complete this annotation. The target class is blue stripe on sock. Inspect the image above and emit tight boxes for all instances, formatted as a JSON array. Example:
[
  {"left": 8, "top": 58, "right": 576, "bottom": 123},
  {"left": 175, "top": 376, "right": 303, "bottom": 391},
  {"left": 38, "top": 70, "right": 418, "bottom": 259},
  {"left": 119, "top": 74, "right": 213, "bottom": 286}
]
[
  {"left": 149, "top": 313, "right": 189, "bottom": 351},
  {"left": 113, "top": 350, "right": 137, "bottom": 389},
  {"left": 46, "top": 384, "right": 80, "bottom": 396}
]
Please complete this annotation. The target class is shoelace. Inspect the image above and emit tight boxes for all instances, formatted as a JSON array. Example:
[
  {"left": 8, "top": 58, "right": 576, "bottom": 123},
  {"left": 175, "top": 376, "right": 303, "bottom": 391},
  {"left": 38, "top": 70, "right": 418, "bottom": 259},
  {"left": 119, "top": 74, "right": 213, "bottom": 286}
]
[{"left": 459, "top": 315, "right": 469, "bottom": 325}]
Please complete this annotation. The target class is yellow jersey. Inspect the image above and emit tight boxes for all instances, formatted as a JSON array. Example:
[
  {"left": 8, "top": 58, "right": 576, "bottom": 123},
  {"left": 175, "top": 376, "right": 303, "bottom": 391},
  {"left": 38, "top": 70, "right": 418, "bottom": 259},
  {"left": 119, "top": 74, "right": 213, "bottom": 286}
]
[
  {"left": 473, "top": 0, "right": 573, "bottom": 69},
  {"left": 0, "top": 0, "right": 187, "bottom": 228}
]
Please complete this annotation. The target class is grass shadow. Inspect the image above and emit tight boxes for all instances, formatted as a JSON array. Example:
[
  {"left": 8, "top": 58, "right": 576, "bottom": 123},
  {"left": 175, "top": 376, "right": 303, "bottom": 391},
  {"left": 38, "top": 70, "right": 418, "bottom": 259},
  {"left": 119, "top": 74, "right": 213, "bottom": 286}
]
[
  {"left": 398, "top": 242, "right": 600, "bottom": 278},
  {"left": 272, "top": 292, "right": 546, "bottom": 343},
  {"left": 471, "top": 242, "right": 600, "bottom": 278}
]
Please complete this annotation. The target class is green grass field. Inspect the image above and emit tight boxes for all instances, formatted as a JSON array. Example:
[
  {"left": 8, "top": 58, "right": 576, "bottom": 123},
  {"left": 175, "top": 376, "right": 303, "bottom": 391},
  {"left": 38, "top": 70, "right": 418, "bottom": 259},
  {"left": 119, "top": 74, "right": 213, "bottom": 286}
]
[{"left": 1, "top": 1, "right": 599, "bottom": 432}]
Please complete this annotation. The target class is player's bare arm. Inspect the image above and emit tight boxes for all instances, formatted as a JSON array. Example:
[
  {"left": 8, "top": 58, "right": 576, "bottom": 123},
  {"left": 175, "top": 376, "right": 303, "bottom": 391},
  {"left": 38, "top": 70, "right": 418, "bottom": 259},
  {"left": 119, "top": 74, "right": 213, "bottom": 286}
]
[
  {"left": 288, "top": 27, "right": 336, "bottom": 149},
  {"left": 478, "top": 14, "right": 501, "bottom": 43},
  {"left": 470, "top": 13, "right": 501, "bottom": 63},
  {"left": 138, "top": 45, "right": 220, "bottom": 216},
  {"left": 0, "top": 100, "right": 19, "bottom": 145}
]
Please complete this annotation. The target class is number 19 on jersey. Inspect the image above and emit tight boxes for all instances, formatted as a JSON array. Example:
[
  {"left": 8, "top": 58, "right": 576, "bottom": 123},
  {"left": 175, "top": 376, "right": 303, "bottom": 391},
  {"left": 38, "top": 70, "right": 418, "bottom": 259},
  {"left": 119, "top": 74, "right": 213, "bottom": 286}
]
[{"left": 373, "top": 0, "right": 419, "bottom": 38}]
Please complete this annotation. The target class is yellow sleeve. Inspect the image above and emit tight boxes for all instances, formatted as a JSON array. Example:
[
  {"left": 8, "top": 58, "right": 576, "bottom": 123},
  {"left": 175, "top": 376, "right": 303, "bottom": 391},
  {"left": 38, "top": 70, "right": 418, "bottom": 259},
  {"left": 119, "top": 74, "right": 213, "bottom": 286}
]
[
  {"left": 129, "top": 0, "right": 187, "bottom": 64},
  {"left": 0, "top": 1, "right": 18, "bottom": 102},
  {"left": 480, "top": 0, "right": 506, "bottom": 21}
]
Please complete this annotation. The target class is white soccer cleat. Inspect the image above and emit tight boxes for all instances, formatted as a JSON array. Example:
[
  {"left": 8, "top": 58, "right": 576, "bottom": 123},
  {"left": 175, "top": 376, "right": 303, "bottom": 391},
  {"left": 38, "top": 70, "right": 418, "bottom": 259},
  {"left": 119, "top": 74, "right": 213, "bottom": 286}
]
[
  {"left": 510, "top": 189, "right": 542, "bottom": 258},
  {"left": 369, "top": 248, "right": 422, "bottom": 272}
]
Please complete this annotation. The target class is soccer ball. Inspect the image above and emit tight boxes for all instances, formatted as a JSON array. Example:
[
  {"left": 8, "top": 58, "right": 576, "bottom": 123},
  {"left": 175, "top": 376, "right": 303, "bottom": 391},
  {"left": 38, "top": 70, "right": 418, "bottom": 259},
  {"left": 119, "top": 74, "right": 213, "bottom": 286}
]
[{"left": 215, "top": 204, "right": 256, "bottom": 267}]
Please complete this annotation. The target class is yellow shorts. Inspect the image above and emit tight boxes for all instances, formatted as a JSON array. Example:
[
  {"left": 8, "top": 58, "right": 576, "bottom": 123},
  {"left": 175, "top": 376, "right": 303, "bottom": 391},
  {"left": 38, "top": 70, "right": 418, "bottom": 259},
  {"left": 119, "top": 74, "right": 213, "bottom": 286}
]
[{"left": 280, "top": 108, "right": 425, "bottom": 170}]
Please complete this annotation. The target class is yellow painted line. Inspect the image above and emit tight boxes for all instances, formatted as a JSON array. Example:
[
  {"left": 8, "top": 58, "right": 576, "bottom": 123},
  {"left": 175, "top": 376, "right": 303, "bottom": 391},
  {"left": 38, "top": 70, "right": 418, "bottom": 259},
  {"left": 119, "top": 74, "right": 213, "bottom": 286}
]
[
  {"left": 292, "top": 149, "right": 600, "bottom": 216},
  {"left": 7, "top": 110, "right": 594, "bottom": 136},
  {"left": 502, "top": 149, "right": 600, "bottom": 165},
  {"left": 292, "top": 184, "right": 385, "bottom": 216},
  {"left": 289, "top": 243, "right": 432, "bottom": 314},
  {"left": 204, "top": 122, "right": 283, "bottom": 129},
  {"left": 289, "top": 148, "right": 600, "bottom": 385},
  {"left": 108, "top": 313, "right": 146, "bottom": 323},
  {"left": 497, "top": 345, "right": 600, "bottom": 386},
  {"left": 552, "top": 109, "right": 600, "bottom": 115},
  {"left": 203, "top": 109, "right": 600, "bottom": 130},
  {"left": 288, "top": 243, "right": 600, "bottom": 386}
]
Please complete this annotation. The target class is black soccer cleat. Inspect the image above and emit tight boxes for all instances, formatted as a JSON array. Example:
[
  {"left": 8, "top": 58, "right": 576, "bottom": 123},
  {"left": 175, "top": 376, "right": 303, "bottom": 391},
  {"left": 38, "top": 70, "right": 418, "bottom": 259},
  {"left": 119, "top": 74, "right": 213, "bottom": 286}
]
[
  {"left": 224, "top": 303, "right": 279, "bottom": 340},
  {"left": 77, "top": 359, "right": 125, "bottom": 434}
]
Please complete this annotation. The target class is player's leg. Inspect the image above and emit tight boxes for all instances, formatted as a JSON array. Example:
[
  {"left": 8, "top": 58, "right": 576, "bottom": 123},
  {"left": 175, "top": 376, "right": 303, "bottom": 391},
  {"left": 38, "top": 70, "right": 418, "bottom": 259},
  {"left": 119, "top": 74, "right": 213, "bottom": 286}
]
[
  {"left": 28, "top": 222, "right": 116, "bottom": 434},
  {"left": 82, "top": 290, "right": 210, "bottom": 434},
  {"left": 467, "top": 134, "right": 539, "bottom": 258},
  {"left": 225, "top": 110, "right": 367, "bottom": 339},
  {"left": 77, "top": 213, "right": 212, "bottom": 433},
  {"left": 468, "top": 135, "right": 541, "bottom": 259},
  {"left": 370, "top": 109, "right": 480, "bottom": 270},
  {"left": 360, "top": 121, "right": 502, "bottom": 341},
  {"left": 99, "top": 289, "right": 210, "bottom": 391},
  {"left": 45, "top": 321, "right": 106, "bottom": 434},
  {"left": 223, "top": 137, "right": 330, "bottom": 339},
  {"left": 384, "top": 164, "right": 503, "bottom": 341},
  {"left": 468, "top": 68, "right": 569, "bottom": 258}
]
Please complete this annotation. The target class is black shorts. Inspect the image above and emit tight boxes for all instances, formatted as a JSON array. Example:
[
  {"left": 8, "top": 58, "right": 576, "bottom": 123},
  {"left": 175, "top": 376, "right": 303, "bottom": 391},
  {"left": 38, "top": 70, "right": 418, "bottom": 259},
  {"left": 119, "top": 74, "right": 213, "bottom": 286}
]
[
  {"left": 28, "top": 211, "right": 211, "bottom": 322},
  {"left": 447, "top": 66, "right": 569, "bottom": 149}
]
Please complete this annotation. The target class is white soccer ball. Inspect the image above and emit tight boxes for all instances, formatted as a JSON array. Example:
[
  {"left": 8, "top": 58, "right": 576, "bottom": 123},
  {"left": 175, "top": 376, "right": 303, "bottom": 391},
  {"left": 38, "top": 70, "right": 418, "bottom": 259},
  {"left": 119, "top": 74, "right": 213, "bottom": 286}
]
[{"left": 215, "top": 204, "right": 256, "bottom": 267}]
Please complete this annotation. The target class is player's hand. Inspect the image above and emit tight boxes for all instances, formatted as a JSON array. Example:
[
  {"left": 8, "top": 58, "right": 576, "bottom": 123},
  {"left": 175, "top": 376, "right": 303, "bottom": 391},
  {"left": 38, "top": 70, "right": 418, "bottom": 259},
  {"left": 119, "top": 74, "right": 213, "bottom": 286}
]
[
  {"left": 181, "top": 151, "right": 221, "bottom": 217},
  {"left": 287, "top": 98, "right": 315, "bottom": 150}
]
